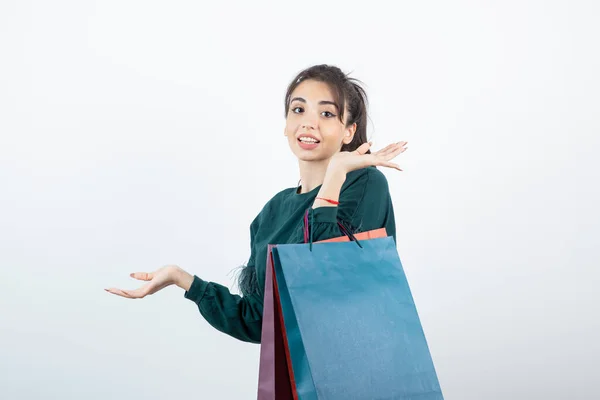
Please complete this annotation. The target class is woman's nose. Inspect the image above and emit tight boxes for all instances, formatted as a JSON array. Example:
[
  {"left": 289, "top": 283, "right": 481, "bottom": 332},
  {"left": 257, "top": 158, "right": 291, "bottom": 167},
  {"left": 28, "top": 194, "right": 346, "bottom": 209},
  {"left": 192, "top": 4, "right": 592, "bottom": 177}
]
[{"left": 301, "top": 115, "right": 317, "bottom": 130}]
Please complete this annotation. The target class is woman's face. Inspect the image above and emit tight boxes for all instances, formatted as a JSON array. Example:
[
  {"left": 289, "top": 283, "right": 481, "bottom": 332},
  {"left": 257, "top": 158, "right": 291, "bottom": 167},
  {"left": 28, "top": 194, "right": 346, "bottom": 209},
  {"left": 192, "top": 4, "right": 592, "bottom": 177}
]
[{"left": 284, "top": 79, "right": 356, "bottom": 162}]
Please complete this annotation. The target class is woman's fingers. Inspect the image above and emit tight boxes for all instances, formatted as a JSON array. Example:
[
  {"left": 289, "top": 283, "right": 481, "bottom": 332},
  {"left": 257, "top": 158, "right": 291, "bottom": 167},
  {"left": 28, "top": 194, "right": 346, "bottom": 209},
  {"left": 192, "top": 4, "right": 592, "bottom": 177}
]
[
  {"left": 130, "top": 272, "right": 153, "bottom": 281},
  {"left": 374, "top": 141, "right": 408, "bottom": 158},
  {"left": 116, "top": 279, "right": 172, "bottom": 299},
  {"left": 380, "top": 161, "right": 403, "bottom": 171},
  {"left": 104, "top": 285, "right": 150, "bottom": 299},
  {"left": 373, "top": 143, "right": 396, "bottom": 156},
  {"left": 379, "top": 143, "right": 407, "bottom": 161},
  {"left": 388, "top": 144, "right": 407, "bottom": 159},
  {"left": 104, "top": 288, "right": 135, "bottom": 298},
  {"left": 360, "top": 155, "right": 402, "bottom": 171},
  {"left": 373, "top": 144, "right": 405, "bottom": 170}
]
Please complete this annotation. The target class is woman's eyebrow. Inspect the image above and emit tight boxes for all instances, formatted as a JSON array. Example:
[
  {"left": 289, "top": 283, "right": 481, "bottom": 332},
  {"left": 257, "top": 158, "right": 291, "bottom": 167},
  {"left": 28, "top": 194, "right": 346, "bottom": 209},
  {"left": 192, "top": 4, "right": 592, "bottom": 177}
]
[{"left": 290, "top": 97, "right": 339, "bottom": 111}]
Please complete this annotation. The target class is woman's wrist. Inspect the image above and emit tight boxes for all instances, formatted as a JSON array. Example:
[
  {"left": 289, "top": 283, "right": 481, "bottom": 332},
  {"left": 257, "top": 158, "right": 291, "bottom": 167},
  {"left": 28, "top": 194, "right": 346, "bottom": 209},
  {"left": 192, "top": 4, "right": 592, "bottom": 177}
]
[
  {"left": 172, "top": 267, "right": 195, "bottom": 291},
  {"left": 313, "top": 169, "right": 346, "bottom": 209}
]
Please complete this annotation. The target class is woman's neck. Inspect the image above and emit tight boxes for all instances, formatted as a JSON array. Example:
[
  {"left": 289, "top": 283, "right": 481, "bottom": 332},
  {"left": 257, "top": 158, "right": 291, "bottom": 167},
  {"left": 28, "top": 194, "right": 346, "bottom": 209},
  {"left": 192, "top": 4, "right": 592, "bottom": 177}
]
[{"left": 297, "top": 159, "right": 331, "bottom": 194}]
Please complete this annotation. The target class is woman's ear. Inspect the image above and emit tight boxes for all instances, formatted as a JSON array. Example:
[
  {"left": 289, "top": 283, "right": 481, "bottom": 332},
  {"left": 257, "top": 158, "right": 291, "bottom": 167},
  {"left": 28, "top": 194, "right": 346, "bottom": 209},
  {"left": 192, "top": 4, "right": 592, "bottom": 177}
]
[{"left": 343, "top": 123, "right": 357, "bottom": 144}]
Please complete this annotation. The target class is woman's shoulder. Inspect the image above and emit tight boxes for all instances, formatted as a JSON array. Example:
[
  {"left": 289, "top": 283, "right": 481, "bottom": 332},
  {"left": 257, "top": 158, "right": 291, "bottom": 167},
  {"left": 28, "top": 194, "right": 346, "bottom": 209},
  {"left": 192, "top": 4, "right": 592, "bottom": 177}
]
[
  {"left": 343, "top": 166, "right": 390, "bottom": 192},
  {"left": 268, "top": 186, "right": 298, "bottom": 204},
  {"left": 252, "top": 186, "right": 296, "bottom": 220}
]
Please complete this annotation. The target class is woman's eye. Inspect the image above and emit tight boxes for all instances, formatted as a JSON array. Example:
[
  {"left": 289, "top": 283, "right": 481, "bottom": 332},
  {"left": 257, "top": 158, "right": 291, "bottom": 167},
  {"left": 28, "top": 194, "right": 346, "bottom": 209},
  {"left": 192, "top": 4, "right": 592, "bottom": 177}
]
[{"left": 290, "top": 107, "right": 335, "bottom": 118}]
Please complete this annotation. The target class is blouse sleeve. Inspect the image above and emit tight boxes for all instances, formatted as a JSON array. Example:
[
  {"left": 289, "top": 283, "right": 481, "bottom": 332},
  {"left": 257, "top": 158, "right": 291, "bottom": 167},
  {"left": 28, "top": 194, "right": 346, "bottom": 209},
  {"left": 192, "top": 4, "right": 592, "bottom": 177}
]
[
  {"left": 305, "top": 167, "right": 396, "bottom": 243},
  {"left": 183, "top": 216, "right": 263, "bottom": 344}
]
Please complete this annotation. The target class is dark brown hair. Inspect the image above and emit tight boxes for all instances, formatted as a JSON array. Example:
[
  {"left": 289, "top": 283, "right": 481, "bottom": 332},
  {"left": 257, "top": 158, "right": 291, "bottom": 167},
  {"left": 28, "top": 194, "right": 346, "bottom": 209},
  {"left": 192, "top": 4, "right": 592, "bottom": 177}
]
[{"left": 284, "top": 64, "right": 371, "bottom": 154}]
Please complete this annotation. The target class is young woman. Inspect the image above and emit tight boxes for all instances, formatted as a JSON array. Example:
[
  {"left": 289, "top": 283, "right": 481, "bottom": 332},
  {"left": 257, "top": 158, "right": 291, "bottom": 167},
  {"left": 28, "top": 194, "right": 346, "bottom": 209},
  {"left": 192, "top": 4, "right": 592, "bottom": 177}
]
[{"left": 105, "top": 64, "right": 408, "bottom": 344}]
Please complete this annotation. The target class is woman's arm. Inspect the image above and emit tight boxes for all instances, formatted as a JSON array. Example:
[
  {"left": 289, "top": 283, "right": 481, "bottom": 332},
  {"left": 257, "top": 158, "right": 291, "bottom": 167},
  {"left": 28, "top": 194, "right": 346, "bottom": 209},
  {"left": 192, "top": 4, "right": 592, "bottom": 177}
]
[
  {"left": 180, "top": 272, "right": 263, "bottom": 343},
  {"left": 305, "top": 141, "right": 404, "bottom": 242},
  {"left": 180, "top": 216, "right": 263, "bottom": 343},
  {"left": 105, "top": 217, "right": 264, "bottom": 344},
  {"left": 306, "top": 166, "right": 397, "bottom": 244}
]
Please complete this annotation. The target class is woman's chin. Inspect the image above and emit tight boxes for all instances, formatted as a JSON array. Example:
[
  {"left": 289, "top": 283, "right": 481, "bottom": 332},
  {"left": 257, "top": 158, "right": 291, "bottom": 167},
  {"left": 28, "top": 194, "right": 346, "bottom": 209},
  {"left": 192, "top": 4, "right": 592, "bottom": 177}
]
[
  {"left": 292, "top": 149, "right": 324, "bottom": 162},
  {"left": 289, "top": 143, "right": 334, "bottom": 162}
]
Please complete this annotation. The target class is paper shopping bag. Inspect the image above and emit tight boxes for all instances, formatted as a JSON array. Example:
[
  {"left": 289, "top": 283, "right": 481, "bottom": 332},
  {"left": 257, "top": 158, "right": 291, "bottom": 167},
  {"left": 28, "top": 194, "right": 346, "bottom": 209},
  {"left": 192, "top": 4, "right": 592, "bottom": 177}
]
[{"left": 272, "top": 233, "right": 443, "bottom": 399}]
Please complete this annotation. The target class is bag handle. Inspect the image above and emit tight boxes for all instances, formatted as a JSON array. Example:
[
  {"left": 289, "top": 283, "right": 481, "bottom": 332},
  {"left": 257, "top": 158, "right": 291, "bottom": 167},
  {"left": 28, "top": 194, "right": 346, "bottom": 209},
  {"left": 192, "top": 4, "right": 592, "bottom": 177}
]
[{"left": 303, "top": 208, "right": 363, "bottom": 251}]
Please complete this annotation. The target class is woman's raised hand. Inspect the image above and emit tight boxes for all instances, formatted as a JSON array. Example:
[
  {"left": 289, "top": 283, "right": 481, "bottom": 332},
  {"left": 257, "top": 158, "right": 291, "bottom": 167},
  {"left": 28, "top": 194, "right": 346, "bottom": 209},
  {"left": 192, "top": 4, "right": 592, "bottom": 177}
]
[{"left": 328, "top": 141, "right": 408, "bottom": 175}]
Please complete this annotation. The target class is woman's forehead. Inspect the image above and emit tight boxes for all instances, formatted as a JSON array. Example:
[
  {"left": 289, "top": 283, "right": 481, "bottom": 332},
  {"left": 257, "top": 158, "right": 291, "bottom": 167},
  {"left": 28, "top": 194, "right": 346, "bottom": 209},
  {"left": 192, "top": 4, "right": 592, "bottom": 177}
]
[{"left": 291, "top": 80, "right": 337, "bottom": 103}]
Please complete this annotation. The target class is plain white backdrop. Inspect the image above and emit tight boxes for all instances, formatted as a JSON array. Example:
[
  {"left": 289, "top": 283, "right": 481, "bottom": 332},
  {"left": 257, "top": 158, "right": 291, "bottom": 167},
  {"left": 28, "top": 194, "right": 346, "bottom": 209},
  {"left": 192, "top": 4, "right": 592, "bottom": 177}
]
[{"left": 1, "top": 1, "right": 599, "bottom": 399}]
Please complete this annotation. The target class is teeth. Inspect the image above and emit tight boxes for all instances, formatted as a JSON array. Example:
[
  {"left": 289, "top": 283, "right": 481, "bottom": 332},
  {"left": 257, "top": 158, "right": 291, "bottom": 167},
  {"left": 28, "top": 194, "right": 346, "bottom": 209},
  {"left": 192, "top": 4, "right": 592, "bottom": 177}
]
[{"left": 299, "top": 138, "right": 318, "bottom": 143}]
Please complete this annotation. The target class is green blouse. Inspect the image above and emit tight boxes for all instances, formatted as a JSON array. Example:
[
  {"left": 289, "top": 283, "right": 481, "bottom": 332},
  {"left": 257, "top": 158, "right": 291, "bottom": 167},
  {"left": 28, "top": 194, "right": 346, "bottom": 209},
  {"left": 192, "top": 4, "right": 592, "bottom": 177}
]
[{"left": 183, "top": 166, "right": 397, "bottom": 343}]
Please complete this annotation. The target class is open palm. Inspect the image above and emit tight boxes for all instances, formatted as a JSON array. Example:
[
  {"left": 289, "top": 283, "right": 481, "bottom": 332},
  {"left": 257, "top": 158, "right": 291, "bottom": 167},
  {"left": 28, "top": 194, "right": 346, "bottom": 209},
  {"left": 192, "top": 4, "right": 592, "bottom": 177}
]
[
  {"left": 330, "top": 141, "right": 407, "bottom": 174},
  {"left": 105, "top": 265, "right": 179, "bottom": 299}
]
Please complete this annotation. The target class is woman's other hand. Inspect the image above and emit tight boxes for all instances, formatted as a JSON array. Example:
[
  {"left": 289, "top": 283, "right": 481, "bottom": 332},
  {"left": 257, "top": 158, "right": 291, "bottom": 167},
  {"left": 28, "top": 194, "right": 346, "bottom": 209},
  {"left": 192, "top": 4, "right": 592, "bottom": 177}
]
[{"left": 105, "top": 265, "right": 194, "bottom": 299}]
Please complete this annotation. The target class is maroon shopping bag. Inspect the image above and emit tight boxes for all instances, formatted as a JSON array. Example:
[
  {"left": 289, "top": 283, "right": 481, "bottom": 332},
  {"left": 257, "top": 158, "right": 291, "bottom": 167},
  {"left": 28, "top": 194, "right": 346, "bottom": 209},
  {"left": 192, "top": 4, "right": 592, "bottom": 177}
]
[{"left": 256, "top": 244, "right": 294, "bottom": 400}]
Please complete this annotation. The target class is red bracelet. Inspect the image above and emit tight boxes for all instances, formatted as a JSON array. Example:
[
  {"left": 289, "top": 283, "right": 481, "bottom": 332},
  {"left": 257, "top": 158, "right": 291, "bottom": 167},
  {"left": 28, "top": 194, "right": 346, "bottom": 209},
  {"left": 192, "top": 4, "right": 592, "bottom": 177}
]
[{"left": 316, "top": 197, "right": 340, "bottom": 205}]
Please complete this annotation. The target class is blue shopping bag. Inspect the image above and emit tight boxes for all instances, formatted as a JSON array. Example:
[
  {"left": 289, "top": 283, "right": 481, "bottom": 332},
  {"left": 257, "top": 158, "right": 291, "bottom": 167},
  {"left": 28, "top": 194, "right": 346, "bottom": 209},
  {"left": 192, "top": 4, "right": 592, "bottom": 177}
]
[{"left": 271, "top": 220, "right": 443, "bottom": 399}]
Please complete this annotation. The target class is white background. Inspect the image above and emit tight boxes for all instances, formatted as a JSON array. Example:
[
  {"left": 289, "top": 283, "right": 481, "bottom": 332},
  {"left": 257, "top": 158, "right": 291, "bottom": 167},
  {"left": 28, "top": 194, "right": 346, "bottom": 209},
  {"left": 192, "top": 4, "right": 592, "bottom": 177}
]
[{"left": 1, "top": 1, "right": 599, "bottom": 399}]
